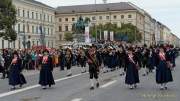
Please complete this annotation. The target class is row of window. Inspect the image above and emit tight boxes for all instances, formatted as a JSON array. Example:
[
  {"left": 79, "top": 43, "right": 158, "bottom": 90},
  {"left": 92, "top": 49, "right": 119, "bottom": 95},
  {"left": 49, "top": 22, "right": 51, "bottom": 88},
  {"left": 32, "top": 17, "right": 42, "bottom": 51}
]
[
  {"left": 58, "top": 14, "right": 132, "bottom": 22},
  {"left": 59, "top": 25, "right": 69, "bottom": 32},
  {"left": 17, "top": 9, "right": 54, "bottom": 22},
  {"left": 17, "top": 24, "right": 54, "bottom": 35},
  {"left": 59, "top": 17, "right": 75, "bottom": 22},
  {"left": 58, "top": 21, "right": 132, "bottom": 32},
  {"left": 31, "top": 40, "right": 54, "bottom": 47}
]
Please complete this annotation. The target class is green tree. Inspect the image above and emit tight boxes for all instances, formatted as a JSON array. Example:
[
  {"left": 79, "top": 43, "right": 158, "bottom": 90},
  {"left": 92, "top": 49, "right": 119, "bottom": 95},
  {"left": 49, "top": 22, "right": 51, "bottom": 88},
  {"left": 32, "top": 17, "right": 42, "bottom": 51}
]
[
  {"left": 90, "top": 23, "right": 117, "bottom": 38},
  {"left": 64, "top": 32, "right": 73, "bottom": 41},
  {"left": 0, "top": 0, "right": 17, "bottom": 41},
  {"left": 116, "top": 23, "right": 142, "bottom": 43}
]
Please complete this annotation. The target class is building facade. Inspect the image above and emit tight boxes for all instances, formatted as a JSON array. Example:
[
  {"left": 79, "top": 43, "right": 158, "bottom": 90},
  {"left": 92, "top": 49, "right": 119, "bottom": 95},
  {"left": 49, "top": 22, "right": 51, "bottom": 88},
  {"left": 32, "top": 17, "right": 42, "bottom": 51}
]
[
  {"left": 55, "top": 2, "right": 145, "bottom": 45},
  {"left": 0, "top": 1, "right": 179, "bottom": 48},
  {"left": 0, "top": 0, "right": 56, "bottom": 49}
]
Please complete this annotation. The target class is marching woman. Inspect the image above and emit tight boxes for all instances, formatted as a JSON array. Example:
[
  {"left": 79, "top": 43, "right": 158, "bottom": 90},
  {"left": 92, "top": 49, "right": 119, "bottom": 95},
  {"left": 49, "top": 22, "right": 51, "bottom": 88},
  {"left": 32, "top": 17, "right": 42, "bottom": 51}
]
[
  {"left": 125, "top": 47, "right": 140, "bottom": 89},
  {"left": 9, "top": 51, "right": 26, "bottom": 90},
  {"left": 65, "top": 48, "right": 73, "bottom": 76},
  {"left": 39, "top": 49, "right": 55, "bottom": 89},
  {"left": 156, "top": 45, "right": 173, "bottom": 90}
]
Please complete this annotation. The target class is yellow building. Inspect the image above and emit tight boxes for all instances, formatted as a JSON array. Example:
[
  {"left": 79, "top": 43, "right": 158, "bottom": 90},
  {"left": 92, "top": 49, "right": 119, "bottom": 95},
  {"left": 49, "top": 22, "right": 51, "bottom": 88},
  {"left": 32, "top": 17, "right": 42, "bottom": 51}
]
[{"left": 55, "top": 2, "right": 145, "bottom": 45}]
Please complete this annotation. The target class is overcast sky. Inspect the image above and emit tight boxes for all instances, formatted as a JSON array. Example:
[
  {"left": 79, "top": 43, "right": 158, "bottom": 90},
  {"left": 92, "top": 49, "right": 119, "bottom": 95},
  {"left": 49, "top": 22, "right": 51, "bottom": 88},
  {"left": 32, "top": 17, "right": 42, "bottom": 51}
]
[{"left": 36, "top": 0, "right": 180, "bottom": 38}]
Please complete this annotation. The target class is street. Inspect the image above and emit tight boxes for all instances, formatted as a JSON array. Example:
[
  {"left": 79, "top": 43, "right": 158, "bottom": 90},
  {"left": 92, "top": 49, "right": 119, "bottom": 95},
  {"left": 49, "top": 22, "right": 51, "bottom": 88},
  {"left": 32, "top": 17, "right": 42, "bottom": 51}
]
[{"left": 0, "top": 57, "right": 179, "bottom": 101}]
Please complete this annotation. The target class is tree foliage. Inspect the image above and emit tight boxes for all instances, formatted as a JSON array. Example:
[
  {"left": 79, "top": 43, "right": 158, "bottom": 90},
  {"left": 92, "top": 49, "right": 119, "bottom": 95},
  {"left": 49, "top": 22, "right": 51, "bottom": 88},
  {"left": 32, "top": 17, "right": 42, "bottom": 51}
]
[
  {"left": 64, "top": 32, "right": 73, "bottom": 41},
  {"left": 0, "top": 0, "right": 17, "bottom": 41},
  {"left": 90, "top": 23, "right": 142, "bottom": 43}
]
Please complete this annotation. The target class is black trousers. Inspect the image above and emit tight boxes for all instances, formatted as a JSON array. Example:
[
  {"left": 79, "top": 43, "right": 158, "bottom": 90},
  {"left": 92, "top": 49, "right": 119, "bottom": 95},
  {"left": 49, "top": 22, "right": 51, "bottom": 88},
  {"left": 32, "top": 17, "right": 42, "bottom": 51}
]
[{"left": 89, "top": 64, "right": 98, "bottom": 79}]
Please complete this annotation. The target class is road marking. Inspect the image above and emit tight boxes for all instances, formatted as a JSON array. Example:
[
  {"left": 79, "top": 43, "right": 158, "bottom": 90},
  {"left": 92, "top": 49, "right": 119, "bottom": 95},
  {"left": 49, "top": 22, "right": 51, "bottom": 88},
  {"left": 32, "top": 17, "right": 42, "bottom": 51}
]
[
  {"left": 100, "top": 80, "right": 117, "bottom": 88},
  {"left": 0, "top": 73, "right": 88, "bottom": 98},
  {"left": 71, "top": 98, "right": 83, "bottom": 101}
]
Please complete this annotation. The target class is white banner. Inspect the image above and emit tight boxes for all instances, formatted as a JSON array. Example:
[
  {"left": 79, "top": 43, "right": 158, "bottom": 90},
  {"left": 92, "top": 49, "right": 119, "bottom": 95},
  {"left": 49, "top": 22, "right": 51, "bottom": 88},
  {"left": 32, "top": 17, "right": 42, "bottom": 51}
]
[
  {"left": 104, "top": 31, "right": 108, "bottom": 40},
  {"left": 110, "top": 31, "right": 114, "bottom": 41},
  {"left": 85, "top": 26, "right": 90, "bottom": 43}
]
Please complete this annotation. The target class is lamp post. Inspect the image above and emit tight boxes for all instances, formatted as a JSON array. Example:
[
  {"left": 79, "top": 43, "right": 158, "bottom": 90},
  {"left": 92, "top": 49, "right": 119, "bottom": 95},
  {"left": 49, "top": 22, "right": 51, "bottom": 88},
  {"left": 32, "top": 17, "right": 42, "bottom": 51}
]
[{"left": 95, "top": 0, "right": 98, "bottom": 43}]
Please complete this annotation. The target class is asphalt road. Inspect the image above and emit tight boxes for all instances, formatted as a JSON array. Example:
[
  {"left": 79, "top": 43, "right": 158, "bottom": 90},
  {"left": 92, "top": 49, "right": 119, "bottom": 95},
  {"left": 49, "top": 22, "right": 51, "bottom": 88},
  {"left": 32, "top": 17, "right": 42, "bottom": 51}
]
[{"left": 0, "top": 57, "right": 180, "bottom": 101}]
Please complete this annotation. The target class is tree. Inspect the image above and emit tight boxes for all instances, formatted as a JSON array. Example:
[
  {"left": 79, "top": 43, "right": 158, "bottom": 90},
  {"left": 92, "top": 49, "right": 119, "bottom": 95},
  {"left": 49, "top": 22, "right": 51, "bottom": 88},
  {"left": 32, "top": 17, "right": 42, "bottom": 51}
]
[
  {"left": 64, "top": 32, "right": 73, "bottom": 41},
  {"left": 0, "top": 0, "right": 17, "bottom": 41},
  {"left": 116, "top": 23, "right": 142, "bottom": 43}
]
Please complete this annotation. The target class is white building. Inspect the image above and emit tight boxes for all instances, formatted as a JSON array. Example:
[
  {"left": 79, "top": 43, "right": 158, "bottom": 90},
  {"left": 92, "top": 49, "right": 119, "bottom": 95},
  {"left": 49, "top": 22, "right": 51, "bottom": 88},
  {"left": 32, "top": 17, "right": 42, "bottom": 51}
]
[{"left": 0, "top": 0, "right": 56, "bottom": 49}]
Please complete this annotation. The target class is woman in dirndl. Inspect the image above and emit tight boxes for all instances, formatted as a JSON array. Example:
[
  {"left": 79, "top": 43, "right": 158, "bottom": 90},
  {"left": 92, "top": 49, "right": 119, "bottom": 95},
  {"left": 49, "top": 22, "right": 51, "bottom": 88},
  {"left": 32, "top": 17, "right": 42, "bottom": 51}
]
[
  {"left": 9, "top": 51, "right": 26, "bottom": 90},
  {"left": 156, "top": 45, "right": 173, "bottom": 90},
  {"left": 125, "top": 47, "right": 140, "bottom": 89},
  {"left": 39, "top": 49, "right": 55, "bottom": 89}
]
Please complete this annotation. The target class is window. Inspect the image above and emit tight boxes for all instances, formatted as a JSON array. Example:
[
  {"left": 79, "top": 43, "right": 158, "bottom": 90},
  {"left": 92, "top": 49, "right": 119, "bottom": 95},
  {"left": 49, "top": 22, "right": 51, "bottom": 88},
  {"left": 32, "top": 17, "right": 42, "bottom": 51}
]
[
  {"left": 72, "top": 18, "right": 75, "bottom": 21},
  {"left": 48, "top": 28, "right": 49, "bottom": 35},
  {"left": 99, "top": 16, "right": 102, "bottom": 20},
  {"left": 65, "top": 26, "right": 68, "bottom": 31},
  {"left": 128, "top": 14, "right": 132, "bottom": 18},
  {"left": 36, "top": 13, "right": 38, "bottom": 19},
  {"left": 37, "top": 41, "right": 39, "bottom": 46},
  {"left": 36, "top": 26, "right": 38, "bottom": 34},
  {"left": 59, "top": 26, "right": 62, "bottom": 32},
  {"left": 121, "top": 15, "right": 124, "bottom": 19},
  {"left": 106, "top": 16, "right": 110, "bottom": 20},
  {"left": 52, "top": 41, "right": 53, "bottom": 48},
  {"left": 23, "top": 10, "right": 25, "bottom": 17},
  {"left": 92, "top": 16, "right": 96, "bottom": 20},
  {"left": 59, "top": 34, "right": 62, "bottom": 40},
  {"left": 44, "top": 14, "right": 46, "bottom": 21},
  {"left": 32, "top": 41, "right": 35, "bottom": 46},
  {"left": 65, "top": 18, "right": 68, "bottom": 22},
  {"left": 18, "top": 24, "right": 20, "bottom": 33},
  {"left": 113, "top": 15, "right": 117, "bottom": 19},
  {"left": 51, "top": 16, "right": 53, "bottom": 22},
  {"left": 59, "top": 18, "right": 62, "bottom": 22},
  {"left": 32, "top": 12, "right": 34, "bottom": 19},
  {"left": 18, "top": 9, "right": 20, "bottom": 16},
  {"left": 32, "top": 26, "right": 34, "bottom": 33},
  {"left": 27, "top": 11, "right": 30, "bottom": 18},
  {"left": 48, "top": 15, "right": 49, "bottom": 22},
  {"left": 23, "top": 24, "right": 25, "bottom": 32},
  {"left": 40, "top": 14, "right": 42, "bottom": 20},
  {"left": 51, "top": 29, "right": 53, "bottom": 35},
  {"left": 48, "top": 41, "right": 49, "bottom": 47},
  {"left": 44, "top": 27, "right": 46, "bottom": 34},
  {"left": 27, "top": 24, "right": 29, "bottom": 33}
]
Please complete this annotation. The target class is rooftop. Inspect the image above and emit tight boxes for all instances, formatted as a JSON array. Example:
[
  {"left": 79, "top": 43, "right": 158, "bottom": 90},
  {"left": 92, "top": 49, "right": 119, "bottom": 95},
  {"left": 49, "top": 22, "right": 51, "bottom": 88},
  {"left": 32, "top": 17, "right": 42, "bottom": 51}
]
[{"left": 56, "top": 2, "right": 138, "bottom": 14}]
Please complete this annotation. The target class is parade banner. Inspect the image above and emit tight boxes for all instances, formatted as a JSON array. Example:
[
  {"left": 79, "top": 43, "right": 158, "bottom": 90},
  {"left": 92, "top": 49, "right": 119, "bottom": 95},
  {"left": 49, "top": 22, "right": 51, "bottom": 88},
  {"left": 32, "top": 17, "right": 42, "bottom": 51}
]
[
  {"left": 85, "top": 26, "right": 90, "bottom": 43},
  {"left": 104, "top": 30, "right": 108, "bottom": 40},
  {"left": 110, "top": 31, "right": 114, "bottom": 41}
]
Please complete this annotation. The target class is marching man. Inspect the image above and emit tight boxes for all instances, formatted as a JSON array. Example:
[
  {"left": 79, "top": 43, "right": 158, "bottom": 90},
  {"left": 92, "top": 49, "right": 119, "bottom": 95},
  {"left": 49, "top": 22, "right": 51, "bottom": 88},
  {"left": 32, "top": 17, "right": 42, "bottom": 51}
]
[{"left": 87, "top": 45, "right": 100, "bottom": 90}]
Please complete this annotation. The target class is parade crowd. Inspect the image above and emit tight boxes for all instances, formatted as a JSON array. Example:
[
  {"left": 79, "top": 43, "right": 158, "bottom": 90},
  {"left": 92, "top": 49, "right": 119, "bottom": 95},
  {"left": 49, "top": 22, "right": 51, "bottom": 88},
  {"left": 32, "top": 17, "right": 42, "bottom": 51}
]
[{"left": 0, "top": 42, "right": 179, "bottom": 90}]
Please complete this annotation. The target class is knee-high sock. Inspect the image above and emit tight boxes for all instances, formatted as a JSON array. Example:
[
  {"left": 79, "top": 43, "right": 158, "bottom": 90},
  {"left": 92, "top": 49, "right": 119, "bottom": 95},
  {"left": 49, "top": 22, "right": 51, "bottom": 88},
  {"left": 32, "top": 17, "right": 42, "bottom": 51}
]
[{"left": 90, "top": 79, "right": 94, "bottom": 87}]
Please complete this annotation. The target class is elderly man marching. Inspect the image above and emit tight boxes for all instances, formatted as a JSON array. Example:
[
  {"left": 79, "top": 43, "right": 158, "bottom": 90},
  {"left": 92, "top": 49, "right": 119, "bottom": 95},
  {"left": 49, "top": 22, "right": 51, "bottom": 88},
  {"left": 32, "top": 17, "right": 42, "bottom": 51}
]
[{"left": 87, "top": 45, "right": 100, "bottom": 90}]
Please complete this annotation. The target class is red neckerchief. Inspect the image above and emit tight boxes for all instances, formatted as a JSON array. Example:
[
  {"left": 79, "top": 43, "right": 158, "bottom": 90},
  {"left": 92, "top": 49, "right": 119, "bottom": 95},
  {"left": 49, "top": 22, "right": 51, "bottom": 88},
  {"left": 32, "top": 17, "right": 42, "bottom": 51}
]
[
  {"left": 12, "top": 57, "right": 17, "bottom": 64},
  {"left": 128, "top": 54, "right": 135, "bottom": 64},
  {"left": 42, "top": 56, "right": 48, "bottom": 64},
  {"left": 159, "top": 52, "right": 166, "bottom": 61}
]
